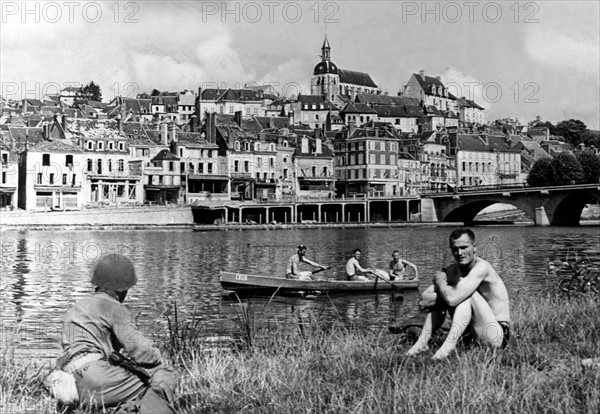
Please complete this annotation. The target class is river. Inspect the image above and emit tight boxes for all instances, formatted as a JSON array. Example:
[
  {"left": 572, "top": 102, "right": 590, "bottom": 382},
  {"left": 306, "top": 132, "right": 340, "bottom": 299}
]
[{"left": 1, "top": 225, "right": 598, "bottom": 358}]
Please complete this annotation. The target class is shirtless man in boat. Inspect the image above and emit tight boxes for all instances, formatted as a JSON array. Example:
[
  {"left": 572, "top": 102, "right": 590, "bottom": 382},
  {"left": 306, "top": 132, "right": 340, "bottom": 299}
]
[
  {"left": 406, "top": 228, "right": 511, "bottom": 360},
  {"left": 374, "top": 250, "right": 419, "bottom": 281},
  {"left": 286, "top": 244, "right": 328, "bottom": 280},
  {"left": 346, "top": 249, "right": 375, "bottom": 281}
]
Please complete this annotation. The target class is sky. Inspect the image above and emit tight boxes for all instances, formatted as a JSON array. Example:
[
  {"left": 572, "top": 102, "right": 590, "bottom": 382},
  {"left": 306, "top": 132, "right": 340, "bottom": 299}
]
[{"left": 1, "top": 0, "right": 599, "bottom": 129}]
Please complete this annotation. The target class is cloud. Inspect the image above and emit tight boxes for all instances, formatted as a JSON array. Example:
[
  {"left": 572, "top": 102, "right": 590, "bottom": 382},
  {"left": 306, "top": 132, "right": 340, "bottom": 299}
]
[
  {"left": 525, "top": 28, "right": 600, "bottom": 80},
  {"left": 439, "top": 67, "right": 488, "bottom": 108}
]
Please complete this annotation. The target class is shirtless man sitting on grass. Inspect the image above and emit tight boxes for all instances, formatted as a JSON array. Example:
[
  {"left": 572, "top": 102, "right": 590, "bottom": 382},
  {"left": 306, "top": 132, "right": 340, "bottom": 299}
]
[{"left": 406, "top": 228, "right": 511, "bottom": 360}]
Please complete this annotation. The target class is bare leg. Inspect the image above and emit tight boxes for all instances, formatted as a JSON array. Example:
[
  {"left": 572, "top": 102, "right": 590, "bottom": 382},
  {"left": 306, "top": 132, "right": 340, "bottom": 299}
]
[
  {"left": 432, "top": 298, "right": 472, "bottom": 359},
  {"left": 469, "top": 291, "right": 504, "bottom": 348},
  {"left": 406, "top": 309, "right": 446, "bottom": 356},
  {"left": 432, "top": 291, "right": 504, "bottom": 359}
]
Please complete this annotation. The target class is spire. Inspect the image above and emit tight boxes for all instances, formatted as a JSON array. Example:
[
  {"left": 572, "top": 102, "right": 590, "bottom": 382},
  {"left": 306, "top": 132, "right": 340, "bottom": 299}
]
[{"left": 320, "top": 35, "right": 331, "bottom": 62}]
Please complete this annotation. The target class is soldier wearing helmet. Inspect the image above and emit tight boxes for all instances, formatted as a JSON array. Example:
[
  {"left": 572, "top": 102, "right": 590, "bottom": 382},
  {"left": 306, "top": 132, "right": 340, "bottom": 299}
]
[{"left": 56, "top": 254, "right": 177, "bottom": 412}]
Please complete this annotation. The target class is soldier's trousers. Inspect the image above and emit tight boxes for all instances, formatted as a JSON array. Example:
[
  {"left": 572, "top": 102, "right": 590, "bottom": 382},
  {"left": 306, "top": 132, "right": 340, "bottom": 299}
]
[{"left": 73, "top": 360, "right": 178, "bottom": 413}]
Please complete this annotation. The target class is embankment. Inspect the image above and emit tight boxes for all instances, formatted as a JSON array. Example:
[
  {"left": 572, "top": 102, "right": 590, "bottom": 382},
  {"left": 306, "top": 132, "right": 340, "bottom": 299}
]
[{"left": 0, "top": 206, "right": 194, "bottom": 229}]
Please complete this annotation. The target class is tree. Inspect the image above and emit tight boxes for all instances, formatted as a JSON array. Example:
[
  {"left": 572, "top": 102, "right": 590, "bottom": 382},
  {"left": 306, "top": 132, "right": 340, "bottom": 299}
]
[
  {"left": 580, "top": 130, "right": 600, "bottom": 148},
  {"left": 151, "top": 89, "right": 161, "bottom": 97},
  {"left": 81, "top": 81, "right": 102, "bottom": 102},
  {"left": 551, "top": 152, "right": 584, "bottom": 185},
  {"left": 554, "top": 119, "right": 587, "bottom": 146},
  {"left": 576, "top": 152, "right": 600, "bottom": 184},
  {"left": 527, "top": 157, "right": 554, "bottom": 187}
]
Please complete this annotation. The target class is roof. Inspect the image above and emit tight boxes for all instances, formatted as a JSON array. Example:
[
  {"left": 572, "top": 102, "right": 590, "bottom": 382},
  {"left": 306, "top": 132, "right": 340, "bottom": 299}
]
[
  {"left": 340, "top": 102, "right": 377, "bottom": 115},
  {"left": 355, "top": 94, "right": 420, "bottom": 106},
  {"left": 339, "top": 69, "right": 378, "bottom": 88},
  {"left": 152, "top": 149, "right": 179, "bottom": 161},
  {"left": 457, "top": 97, "right": 485, "bottom": 110},
  {"left": 373, "top": 104, "right": 424, "bottom": 118},
  {"left": 298, "top": 95, "right": 336, "bottom": 109},
  {"left": 200, "top": 89, "right": 228, "bottom": 101},
  {"left": 456, "top": 134, "right": 520, "bottom": 153},
  {"left": 313, "top": 60, "right": 339, "bottom": 75},
  {"left": 254, "top": 116, "right": 290, "bottom": 130},
  {"left": 28, "top": 139, "right": 84, "bottom": 153},
  {"left": 412, "top": 73, "right": 458, "bottom": 100}
]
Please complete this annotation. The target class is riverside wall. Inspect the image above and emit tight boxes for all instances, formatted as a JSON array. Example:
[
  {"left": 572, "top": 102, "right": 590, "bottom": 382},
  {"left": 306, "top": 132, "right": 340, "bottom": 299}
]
[{"left": 0, "top": 206, "right": 194, "bottom": 227}]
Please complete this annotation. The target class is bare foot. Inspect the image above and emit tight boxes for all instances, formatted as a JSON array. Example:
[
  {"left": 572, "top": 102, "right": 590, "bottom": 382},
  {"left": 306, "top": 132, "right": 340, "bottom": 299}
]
[
  {"left": 405, "top": 343, "right": 429, "bottom": 356},
  {"left": 431, "top": 347, "right": 454, "bottom": 360}
]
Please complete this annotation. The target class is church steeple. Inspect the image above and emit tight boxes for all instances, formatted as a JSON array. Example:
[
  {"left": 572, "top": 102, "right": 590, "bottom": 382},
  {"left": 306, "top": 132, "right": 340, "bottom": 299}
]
[{"left": 320, "top": 35, "right": 331, "bottom": 62}]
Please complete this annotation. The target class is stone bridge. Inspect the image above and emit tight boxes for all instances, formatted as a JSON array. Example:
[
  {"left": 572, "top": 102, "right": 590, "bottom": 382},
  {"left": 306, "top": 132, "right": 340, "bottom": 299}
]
[{"left": 421, "top": 184, "right": 600, "bottom": 226}]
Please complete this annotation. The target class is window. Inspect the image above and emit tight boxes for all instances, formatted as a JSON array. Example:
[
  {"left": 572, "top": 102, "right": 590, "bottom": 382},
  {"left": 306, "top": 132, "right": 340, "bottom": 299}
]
[
  {"left": 49, "top": 173, "right": 54, "bottom": 184},
  {"left": 87, "top": 141, "right": 94, "bottom": 150},
  {"left": 97, "top": 141, "right": 104, "bottom": 150},
  {"left": 108, "top": 142, "right": 114, "bottom": 150},
  {"left": 169, "top": 161, "right": 174, "bottom": 172},
  {"left": 65, "top": 155, "right": 73, "bottom": 166},
  {"left": 270, "top": 158, "right": 274, "bottom": 167},
  {"left": 255, "top": 142, "right": 261, "bottom": 151},
  {"left": 244, "top": 161, "right": 249, "bottom": 172},
  {"left": 108, "top": 159, "right": 112, "bottom": 172},
  {"left": 97, "top": 159, "right": 102, "bottom": 174},
  {"left": 2, "top": 172, "right": 5, "bottom": 184},
  {"left": 207, "top": 163, "right": 213, "bottom": 174},
  {"left": 87, "top": 159, "right": 93, "bottom": 172},
  {"left": 118, "top": 159, "right": 124, "bottom": 172},
  {"left": 234, "top": 161, "right": 239, "bottom": 172},
  {"left": 234, "top": 141, "right": 240, "bottom": 151},
  {"left": 72, "top": 174, "right": 76, "bottom": 185},
  {"left": 42, "top": 154, "right": 50, "bottom": 166},
  {"left": 257, "top": 157, "right": 262, "bottom": 167},
  {"left": 62, "top": 174, "right": 67, "bottom": 184},
  {"left": 243, "top": 142, "right": 249, "bottom": 151},
  {"left": 179, "top": 148, "right": 183, "bottom": 157},
  {"left": 37, "top": 173, "right": 42, "bottom": 184},
  {"left": 312, "top": 166, "right": 316, "bottom": 177},
  {"left": 199, "top": 163, "right": 204, "bottom": 173},
  {"left": 229, "top": 106, "right": 234, "bottom": 114}
]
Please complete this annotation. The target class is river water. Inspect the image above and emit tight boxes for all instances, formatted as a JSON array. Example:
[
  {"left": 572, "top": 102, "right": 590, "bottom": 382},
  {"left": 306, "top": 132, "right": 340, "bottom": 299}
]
[{"left": 1, "top": 226, "right": 598, "bottom": 359}]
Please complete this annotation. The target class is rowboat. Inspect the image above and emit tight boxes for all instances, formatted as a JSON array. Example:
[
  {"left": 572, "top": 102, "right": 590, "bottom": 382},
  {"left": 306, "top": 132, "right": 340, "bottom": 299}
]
[{"left": 219, "top": 271, "right": 420, "bottom": 294}]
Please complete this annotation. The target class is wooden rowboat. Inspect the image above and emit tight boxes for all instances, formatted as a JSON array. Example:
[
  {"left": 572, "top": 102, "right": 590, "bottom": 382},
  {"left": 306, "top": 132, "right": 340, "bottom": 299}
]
[{"left": 219, "top": 271, "right": 420, "bottom": 294}]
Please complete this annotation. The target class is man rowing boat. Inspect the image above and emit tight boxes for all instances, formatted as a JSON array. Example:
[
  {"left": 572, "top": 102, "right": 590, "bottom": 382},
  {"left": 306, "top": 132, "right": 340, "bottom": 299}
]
[
  {"left": 346, "top": 249, "right": 375, "bottom": 281},
  {"left": 286, "top": 244, "right": 328, "bottom": 280},
  {"left": 374, "top": 250, "right": 419, "bottom": 281}
]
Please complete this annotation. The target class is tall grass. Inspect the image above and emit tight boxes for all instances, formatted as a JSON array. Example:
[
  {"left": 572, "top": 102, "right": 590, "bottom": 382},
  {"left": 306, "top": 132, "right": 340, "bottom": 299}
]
[{"left": 2, "top": 293, "right": 599, "bottom": 413}]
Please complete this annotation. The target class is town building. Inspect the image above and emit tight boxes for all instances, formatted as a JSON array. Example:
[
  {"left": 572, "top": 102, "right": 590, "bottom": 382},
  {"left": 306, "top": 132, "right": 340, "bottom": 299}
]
[
  {"left": 311, "top": 36, "right": 381, "bottom": 105},
  {"left": 334, "top": 124, "right": 400, "bottom": 196}
]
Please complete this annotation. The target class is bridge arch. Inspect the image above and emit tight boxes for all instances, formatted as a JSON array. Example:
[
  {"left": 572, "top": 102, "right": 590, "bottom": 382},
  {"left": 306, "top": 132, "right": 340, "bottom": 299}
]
[
  {"left": 442, "top": 199, "right": 534, "bottom": 223},
  {"left": 550, "top": 192, "right": 600, "bottom": 226}
]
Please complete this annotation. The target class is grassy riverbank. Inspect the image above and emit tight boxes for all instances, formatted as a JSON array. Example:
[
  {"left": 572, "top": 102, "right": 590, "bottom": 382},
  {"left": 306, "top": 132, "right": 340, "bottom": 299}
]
[{"left": 2, "top": 293, "right": 599, "bottom": 413}]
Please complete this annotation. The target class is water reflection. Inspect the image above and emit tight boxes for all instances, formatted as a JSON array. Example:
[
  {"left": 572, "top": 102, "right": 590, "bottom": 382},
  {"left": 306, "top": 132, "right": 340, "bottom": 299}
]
[{"left": 0, "top": 226, "right": 598, "bottom": 358}]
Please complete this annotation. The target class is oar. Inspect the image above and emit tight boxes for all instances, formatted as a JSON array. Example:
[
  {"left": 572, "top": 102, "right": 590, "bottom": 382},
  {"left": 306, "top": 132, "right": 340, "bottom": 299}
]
[
  {"left": 369, "top": 270, "right": 401, "bottom": 292},
  {"left": 311, "top": 266, "right": 331, "bottom": 276}
]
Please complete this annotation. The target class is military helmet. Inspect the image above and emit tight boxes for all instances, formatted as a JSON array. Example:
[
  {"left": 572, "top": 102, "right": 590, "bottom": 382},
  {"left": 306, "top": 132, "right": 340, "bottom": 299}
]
[{"left": 91, "top": 254, "right": 137, "bottom": 291}]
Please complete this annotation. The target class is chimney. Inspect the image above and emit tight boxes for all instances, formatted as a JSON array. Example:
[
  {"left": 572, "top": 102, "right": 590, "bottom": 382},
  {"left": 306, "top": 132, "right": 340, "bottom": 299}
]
[
  {"left": 301, "top": 136, "right": 309, "bottom": 154},
  {"left": 436, "top": 76, "right": 441, "bottom": 81},
  {"left": 170, "top": 123, "right": 177, "bottom": 143},
  {"left": 206, "top": 112, "right": 216, "bottom": 144},
  {"left": 116, "top": 114, "right": 122, "bottom": 133},
  {"left": 42, "top": 123, "right": 50, "bottom": 140},
  {"left": 288, "top": 111, "right": 295, "bottom": 125},
  {"left": 61, "top": 114, "right": 67, "bottom": 131},
  {"left": 161, "top": 123, "right": 168, "bottom": 146},
  {"left": 315, "top": 137, "right": 322, "bottom": 154},
  {"left": 234, "top": 110, "right": 242, "bottom": 127},
  {"left": 419, "top": 70, "right": 425, "bottom": 80},
  {"left": 348, "top": 120, "right": 356, "bottom": 137}
]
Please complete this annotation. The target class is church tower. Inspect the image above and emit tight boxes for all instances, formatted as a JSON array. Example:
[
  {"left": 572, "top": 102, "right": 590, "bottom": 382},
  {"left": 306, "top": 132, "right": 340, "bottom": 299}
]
[{"left": 311, "top": 36, "right": 339, "bottom": 102}]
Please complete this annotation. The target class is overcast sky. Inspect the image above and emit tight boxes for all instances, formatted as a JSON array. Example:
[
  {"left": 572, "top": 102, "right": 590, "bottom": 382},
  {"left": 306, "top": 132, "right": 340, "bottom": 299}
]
[{"left": 1, "top": 1, "right": 598, "bottom": 128}]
